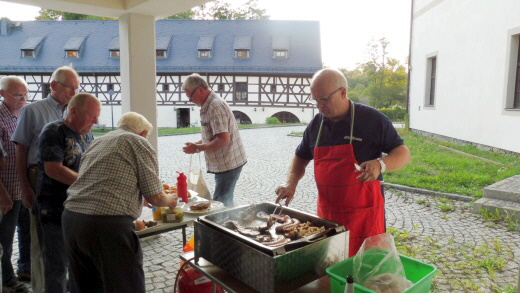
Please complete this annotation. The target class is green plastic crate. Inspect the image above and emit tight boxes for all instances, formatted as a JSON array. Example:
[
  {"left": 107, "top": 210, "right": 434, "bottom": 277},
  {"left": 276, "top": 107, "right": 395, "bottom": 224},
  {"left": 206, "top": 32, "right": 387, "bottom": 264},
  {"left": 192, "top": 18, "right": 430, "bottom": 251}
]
[{"left": 326, "top": 253, "right": 438, "bottom": 293}]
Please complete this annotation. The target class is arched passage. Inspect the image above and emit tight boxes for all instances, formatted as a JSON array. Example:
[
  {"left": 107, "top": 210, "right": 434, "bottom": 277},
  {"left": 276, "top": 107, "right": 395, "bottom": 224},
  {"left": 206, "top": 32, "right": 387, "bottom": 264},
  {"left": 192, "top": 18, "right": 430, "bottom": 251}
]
[
  {"left": 232, "top": 111, "right": 252, "bottom": 124},
  {"left": 271, "top": 111, "right": 300, "bottom": 123}
]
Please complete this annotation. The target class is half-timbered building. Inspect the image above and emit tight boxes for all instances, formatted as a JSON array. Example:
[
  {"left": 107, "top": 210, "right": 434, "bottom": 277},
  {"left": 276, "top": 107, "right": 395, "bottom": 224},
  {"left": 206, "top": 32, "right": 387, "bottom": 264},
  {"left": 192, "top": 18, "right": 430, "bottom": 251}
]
[{"left": 0, "top": 18, "right": 322, "bottom": 128}]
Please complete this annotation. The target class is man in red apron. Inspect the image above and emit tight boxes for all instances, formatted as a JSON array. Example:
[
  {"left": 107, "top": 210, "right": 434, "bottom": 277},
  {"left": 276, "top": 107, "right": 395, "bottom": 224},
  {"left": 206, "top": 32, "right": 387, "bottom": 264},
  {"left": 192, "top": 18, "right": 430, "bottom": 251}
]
[{"left": 275, "top": 68, "right": 411, "bottom": 257}]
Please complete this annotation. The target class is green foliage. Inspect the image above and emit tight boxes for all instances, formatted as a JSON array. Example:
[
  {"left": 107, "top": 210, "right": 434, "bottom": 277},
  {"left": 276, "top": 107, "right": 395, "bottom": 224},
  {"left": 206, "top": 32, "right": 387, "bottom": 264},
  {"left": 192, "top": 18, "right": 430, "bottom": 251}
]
[
  {"left": 168, "top": 0, "right": 269, "bottom": 20},
  {"left": 378, "top": 106, "right": 407, "bottom": 121},
  {"left": 266, "top": 117, "right": 281, "bottom": 124},
  {"left": 36, "top": 9, "right": 116, "bottom": 20}
]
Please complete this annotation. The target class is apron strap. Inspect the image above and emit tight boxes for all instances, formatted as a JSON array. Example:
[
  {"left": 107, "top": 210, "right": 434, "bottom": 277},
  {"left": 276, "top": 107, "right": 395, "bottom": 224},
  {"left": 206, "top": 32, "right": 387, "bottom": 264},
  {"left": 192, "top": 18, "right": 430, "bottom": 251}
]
[{"left": 315, "top": 100, "right": 356, "bottom": 147}]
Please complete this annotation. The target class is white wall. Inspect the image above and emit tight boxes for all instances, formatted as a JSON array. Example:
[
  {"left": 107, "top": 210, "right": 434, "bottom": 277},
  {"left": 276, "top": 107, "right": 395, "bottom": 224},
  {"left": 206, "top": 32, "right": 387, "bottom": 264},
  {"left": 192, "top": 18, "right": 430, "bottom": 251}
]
[{"left": 409, "top": 0, "right": 520, "bottom": 153}]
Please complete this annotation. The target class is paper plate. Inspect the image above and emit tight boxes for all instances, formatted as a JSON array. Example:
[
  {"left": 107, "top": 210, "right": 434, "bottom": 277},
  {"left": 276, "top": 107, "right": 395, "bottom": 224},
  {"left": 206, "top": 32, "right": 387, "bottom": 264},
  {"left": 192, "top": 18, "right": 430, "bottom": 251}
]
[{"left": 182, "top": 200, "right": 225, "bottom": 215}]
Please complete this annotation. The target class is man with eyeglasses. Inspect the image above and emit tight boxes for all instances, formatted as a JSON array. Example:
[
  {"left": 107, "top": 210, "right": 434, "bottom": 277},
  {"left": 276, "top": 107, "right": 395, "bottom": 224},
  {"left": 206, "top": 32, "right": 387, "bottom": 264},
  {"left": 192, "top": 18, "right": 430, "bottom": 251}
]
[
  {"left": 275, "top": 68, "right": 411, "bottom": 257},
  {"left": 11, "top": 66, "right": 80, "bottom": 293},
  {"left": 0, "top": 76, "right": 30, "bottom": 293},
  {"left": 182, "top": 73, "right": 247, "bottom": 207}
]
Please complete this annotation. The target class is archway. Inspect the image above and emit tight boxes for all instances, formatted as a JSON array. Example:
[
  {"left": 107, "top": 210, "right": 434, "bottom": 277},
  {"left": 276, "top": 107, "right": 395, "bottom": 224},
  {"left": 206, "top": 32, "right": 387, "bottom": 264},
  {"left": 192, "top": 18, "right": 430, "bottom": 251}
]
[
  {"left": 271, "top": 111, "right": 300, "bottom": 123},
  {"left": 232, "top": 111, "right": 252, "bottom": 124}
]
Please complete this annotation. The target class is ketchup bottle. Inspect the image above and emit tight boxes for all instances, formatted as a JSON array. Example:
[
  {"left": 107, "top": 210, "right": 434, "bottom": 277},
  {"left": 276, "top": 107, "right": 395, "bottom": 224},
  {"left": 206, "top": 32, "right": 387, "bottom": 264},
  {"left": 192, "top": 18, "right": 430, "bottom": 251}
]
[{"left": 177, "top": 171, "right": 188, "bottom": 203}]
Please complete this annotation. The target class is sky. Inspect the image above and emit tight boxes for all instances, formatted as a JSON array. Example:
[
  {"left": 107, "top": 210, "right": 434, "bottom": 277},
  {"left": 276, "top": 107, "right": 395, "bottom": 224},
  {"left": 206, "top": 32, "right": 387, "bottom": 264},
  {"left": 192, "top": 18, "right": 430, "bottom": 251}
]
[{"left": 0, "top": 0, "right": 411, "bottom": 70}]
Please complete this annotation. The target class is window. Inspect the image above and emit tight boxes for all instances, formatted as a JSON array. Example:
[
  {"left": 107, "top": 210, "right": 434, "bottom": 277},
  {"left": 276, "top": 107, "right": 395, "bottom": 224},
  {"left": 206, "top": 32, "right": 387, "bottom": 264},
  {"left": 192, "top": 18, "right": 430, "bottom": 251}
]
[
  {"left": 42, "top": 83, "right": 51, "bottom": 98},
  {"left": 156, "top": 50, "right": 167, "bottom": 59},
  {"left": 198, "top": 50, "right": 211, "bottom": 59},
  {"left": 162, "top": 84, "right": 170, "bottom": 92},
  {"left": 235, "top": 49, "right": 250, "bottom": 59},
  {"left": 270, "top": 85, "right": 276, "bottom": 93},
  {"left": 110, "top": 50, "right": 120, "bottom": 58},
  {"left": 514, "top": 45, "right": 520, "bottom": 108},
  {"left": 425, "top": 56, "right": 437, "bottom": 106},
  {"left": 66, "top": 50, "right": 78, "bottom": 58},
  {"left": 21, "top": 50, "right": 34, "bottom": 58},
  {"left": 235, "top": 82, "right": 248, "bottom": 101},
  {"left": 218, "top": 83, "right": 225, "bottom": 92},
  {"left": 273, "top": 50, "right": 288, "bottom": 59},
  {"left": 107, "top": 84, "right": 114, "bottom": 92}
]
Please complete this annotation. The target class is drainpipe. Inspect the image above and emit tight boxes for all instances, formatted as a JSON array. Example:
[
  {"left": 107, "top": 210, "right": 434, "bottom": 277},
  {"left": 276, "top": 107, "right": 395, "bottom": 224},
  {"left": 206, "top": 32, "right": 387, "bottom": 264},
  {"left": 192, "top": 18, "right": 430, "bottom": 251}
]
[{"left": 405, "top": 0, "right": 414, "bottom": 120}]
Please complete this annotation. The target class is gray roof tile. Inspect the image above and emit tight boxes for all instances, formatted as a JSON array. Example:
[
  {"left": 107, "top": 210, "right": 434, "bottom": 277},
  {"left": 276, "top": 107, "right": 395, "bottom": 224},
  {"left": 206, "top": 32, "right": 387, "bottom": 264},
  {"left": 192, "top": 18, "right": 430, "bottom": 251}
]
[{"left": 20, "top": 36, "right": 45, "bottom": 50}]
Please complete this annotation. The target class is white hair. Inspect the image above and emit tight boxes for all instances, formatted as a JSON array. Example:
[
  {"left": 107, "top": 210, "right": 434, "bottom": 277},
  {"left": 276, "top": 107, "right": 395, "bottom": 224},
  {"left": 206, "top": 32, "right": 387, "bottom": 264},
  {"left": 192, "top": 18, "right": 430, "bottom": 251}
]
[
  {"left": 50, "top": 66, "right": 79, "bottom": 83},
  {"left": 182, "top": 73, "right": 209, "bottom": 92},
  {"left": 0, "top": 76, "right": 28, "bottom": 91},
  {"left": 117, "top": 112, "right": 153, "bottom": 134},
  {"left": 67, "top": 92, "right": 101, "bottom": 112}
]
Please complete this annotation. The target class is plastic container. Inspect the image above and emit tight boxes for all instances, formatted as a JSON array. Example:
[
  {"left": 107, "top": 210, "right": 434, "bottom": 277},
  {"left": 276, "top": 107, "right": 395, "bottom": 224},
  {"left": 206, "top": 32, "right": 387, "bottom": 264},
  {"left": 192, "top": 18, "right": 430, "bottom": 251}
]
[
  {"left": 152, "top": 205, "right": 162, "bottom": 221},
  {"left": 177, "top": 172, "right": 188, "bottom": 203},
  {"left": 327, "top": 253, "right": 437, "bottom": 293},
  {"left": 161, "top": 207, "right": 184, "bottom": 223}
]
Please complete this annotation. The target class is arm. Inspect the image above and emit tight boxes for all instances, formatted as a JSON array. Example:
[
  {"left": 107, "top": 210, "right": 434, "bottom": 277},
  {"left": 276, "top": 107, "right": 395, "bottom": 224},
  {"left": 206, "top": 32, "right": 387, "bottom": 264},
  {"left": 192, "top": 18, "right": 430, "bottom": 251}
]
[
  {"left": 144, "top": 192, "right": 178, "bottom": 209},
  {"left": 357, "top": 145, "right": 411, "bottom": 182},
  {"left": 15, "top": 144, "right": 35, "bottom": 208},
  {"left": 0, "top": 178, "right": 13, "bottom": 215},
  {"left": 183, "top": 132, "right": 230, "bottom": 154},
  {"left": 43, "top": 162, "right": 78, "bottom": 186},
  {"left": 275, "top": 155, "right": 311, "bottom": 206}
]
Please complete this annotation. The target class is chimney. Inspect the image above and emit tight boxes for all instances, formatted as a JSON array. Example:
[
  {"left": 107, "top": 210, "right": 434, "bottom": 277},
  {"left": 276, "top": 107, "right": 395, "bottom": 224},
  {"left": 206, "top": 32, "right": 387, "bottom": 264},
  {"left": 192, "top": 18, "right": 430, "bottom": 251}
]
[{"left": 1, "top": 17, "right": 13, "bottom": 36}]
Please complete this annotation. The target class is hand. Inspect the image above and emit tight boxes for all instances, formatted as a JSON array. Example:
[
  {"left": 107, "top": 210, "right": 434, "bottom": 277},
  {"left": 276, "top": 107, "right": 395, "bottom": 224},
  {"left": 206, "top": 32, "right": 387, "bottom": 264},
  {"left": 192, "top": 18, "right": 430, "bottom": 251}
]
[
  {"left": 0, "top": 194, "right": 13, "bottom": 215},
  {"left": 355, "top": 160, "right": 381, "bottom": 182},
  {"left": 143, "top": 198, "right": 152, "bottom": 208},
  {"left": 20, "top": 184, "right": 35, "bottom": 209},
  {"left": 275, "top": 183, "right": 296, "bottom": 206},
  {"left": 183, "top": 142, "right": 197, "bottom": 154},
  {"left": 168, "top": 194, "right": 178, "bottom": 209}
]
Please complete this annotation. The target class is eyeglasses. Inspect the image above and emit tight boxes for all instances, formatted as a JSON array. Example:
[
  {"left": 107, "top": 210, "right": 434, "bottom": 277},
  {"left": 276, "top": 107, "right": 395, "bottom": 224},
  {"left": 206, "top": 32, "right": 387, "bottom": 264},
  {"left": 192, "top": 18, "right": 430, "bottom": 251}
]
[
  {"left": 57, "top": 81, "right": 79, "bottom": 93},
  {"left": 188, "top": 87, "right": 200, "bottom": 100},
  {"left": 3, "top": 91, "right": 29, "bottom": 101},
  {"left": 310, "top": 87, "right": 343, "bottom": 105}
]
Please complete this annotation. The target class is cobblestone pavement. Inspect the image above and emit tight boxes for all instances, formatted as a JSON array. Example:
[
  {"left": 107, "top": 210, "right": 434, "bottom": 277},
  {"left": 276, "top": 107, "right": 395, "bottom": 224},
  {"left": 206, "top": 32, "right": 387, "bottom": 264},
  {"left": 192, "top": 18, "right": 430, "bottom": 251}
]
[{"left": 11, "top": 126, "right": 520, "bottom": 292}]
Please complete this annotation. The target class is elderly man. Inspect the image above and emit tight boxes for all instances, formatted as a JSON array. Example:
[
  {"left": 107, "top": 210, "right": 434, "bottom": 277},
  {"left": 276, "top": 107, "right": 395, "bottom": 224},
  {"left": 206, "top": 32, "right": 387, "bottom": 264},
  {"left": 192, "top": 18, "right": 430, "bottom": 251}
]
[
  {"left": 37, "top": 93, "right": 100, "bottom": 293},
  {"left": 182, "top": 73, "right": 247, "bottom": 207},
  {"left": 275, "top": 68, "right": 411, "bottom": 257},
  {"left": 63, "top": 112, "right": 178, "bottom": 293},
  {"left": 0, "top": 76, "right": 30, "bottom": 293},
  {"left": 11, "top": 66, "right": 80, "bottom": 293}
]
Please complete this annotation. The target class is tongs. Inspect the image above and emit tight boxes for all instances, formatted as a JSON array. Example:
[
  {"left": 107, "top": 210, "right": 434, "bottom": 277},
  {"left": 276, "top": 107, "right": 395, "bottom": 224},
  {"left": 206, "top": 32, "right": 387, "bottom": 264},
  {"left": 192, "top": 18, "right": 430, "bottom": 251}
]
[{"left": 273, "top": 202, "right": 285, "bottom": 216}]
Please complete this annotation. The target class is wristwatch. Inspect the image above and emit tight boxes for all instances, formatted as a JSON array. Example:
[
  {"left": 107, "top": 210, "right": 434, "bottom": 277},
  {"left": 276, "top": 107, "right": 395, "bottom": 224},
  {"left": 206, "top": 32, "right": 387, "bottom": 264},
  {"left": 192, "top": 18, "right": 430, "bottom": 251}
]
[{"left": 376, "top": 158, "right": 386, "bottom": 173}]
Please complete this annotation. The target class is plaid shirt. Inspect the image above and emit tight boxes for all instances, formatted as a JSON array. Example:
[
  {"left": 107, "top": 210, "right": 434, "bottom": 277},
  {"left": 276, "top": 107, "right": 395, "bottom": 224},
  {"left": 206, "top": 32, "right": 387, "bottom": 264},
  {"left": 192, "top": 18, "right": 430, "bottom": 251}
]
[
  {"left": 64, "top": 128, "right": 163, "bottom": 219},
  {"left": 0, "top": 102, "right": 21, "bottom": 200},
  {"left": 200, "top": 92, "right": 247, "bottom": 173}
]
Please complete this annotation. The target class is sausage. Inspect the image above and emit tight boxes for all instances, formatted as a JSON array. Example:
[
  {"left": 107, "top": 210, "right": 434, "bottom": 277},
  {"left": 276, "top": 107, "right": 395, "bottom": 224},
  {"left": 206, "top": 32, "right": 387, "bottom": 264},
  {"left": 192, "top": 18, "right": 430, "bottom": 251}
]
[{"left": 263, "top": 237, "right": 292, "bottom": 247}]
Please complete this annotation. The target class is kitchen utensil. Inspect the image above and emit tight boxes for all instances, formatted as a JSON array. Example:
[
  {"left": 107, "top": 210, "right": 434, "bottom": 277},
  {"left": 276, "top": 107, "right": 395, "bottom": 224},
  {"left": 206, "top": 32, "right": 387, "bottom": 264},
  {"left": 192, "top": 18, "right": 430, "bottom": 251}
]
[{"left": 354, "top": 163, "right": 364, "bottom": 172}]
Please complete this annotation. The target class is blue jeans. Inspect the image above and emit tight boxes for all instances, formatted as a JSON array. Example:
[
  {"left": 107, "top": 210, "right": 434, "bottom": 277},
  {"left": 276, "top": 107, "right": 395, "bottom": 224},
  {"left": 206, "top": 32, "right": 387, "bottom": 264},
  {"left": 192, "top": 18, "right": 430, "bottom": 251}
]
[
  {"left": 0, "top": 200, "right": 21, "bottom": 286},
  {"left": 213, "top": 165, "right": 244, "bottom": 207},
  {"left": 16, "top": 206, "right": 31, "bottom": 273},
  {"left": 40, "top": 217, "right": 69, "bottom": 293}
]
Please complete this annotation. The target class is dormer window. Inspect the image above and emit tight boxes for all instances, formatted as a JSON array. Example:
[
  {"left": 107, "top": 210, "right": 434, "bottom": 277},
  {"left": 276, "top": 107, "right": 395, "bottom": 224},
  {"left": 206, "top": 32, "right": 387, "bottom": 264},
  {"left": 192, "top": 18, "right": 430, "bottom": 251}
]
[
  {"left": 156, "top": 50, "right": 167, "bottom": 59},
  {"left": 273, "top": 50, "right": 288, "bottom": 59},
  {"left": 110, "top": 50, "right": 120, "bottom": 58},
  {"left": 198, "top": 49, "right": 211, "bottom": 59},
  {"left": 21, "top": 50, "right": 34, "bottom": 58},
  {"left": 66, "top": 50, "right": 78, "bottom": 58},
  {"left": 235, "top": 49, "right": 250, "bottom": 59}
]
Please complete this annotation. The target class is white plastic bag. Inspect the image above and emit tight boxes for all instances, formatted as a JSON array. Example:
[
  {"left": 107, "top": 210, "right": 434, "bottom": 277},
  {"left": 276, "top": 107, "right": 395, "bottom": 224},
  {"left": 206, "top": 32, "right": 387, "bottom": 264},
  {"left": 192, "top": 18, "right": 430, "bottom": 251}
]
[
  {"left": 353, "top": 233, "right": 413, "bottom": 293},
  {"left": 188, "top": 154, "right": 211, "bottom": 200}
]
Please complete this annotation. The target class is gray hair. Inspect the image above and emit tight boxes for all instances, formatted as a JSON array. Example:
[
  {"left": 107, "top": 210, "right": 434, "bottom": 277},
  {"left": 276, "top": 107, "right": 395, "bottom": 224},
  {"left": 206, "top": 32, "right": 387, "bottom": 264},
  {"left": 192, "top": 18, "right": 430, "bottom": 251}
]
[
  {"left": 0, "top": 76, "right": 28, "bottom": 91},
  {"left": 50, "top": 66, "right": 79, "bottom": 83},
  {"left": 117, "top": 112, "right": 153, "bottom": 134},
  {"left": 67, "top": 93, "right": 101, "bottom": 112},
  {"left": 311, "top": 68, "right": 348, "bottom": 89},
  {"left": 182, "top": 73, "right": 209, "bottom": 92}
]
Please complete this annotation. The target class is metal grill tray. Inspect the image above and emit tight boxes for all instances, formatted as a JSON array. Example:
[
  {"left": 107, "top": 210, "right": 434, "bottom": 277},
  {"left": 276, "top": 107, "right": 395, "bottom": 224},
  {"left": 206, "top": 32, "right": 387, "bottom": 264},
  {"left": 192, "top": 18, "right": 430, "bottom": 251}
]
[{"left": 198, "top": 202, "right": 345, "bottom": 256}]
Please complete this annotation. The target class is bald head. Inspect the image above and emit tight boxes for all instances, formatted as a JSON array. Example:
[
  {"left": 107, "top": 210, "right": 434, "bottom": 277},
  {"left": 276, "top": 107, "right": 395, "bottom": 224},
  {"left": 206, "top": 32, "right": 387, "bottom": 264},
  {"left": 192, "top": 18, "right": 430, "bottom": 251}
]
[
  {"left": 311, "top": 68, "right": 348, "bottom": 92},
  {"left": 310, "top": 68, "right": 350, "bottom": 121}
]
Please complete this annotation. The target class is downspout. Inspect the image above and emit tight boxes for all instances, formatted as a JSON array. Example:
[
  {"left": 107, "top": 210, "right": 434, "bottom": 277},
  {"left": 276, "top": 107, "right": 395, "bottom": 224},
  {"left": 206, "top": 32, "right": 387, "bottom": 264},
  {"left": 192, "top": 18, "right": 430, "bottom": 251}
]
[{"left": 405, "top": 0, "right": 414, "bottom": 126}]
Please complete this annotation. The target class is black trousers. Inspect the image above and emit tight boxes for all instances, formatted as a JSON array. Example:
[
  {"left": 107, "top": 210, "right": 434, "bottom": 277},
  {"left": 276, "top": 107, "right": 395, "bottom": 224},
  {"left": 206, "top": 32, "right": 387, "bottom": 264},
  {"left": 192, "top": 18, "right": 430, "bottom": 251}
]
[{"left": 62, "top": 210, "right": 145, "bottom": 293}]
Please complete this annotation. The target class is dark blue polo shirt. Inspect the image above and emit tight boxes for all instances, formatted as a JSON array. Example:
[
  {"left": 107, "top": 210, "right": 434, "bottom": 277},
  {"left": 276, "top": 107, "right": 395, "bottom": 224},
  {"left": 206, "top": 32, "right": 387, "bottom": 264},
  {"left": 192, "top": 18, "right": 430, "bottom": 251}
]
[
  {"left": 295, "top": 103, "right": 404, "bottom": 173},
  {"left": 37, "top": 120, "right": 93, "bottom": 221}
]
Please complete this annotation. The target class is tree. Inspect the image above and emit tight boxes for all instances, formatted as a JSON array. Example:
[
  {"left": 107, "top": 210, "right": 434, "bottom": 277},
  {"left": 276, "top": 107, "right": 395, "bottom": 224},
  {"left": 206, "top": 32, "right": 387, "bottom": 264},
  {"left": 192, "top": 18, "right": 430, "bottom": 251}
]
[
  {"left": 168, "top": 0, "right": 269, "bottom": 20},
  {"left": 36, "top": 10, "right": 116, "bottom": 20}
]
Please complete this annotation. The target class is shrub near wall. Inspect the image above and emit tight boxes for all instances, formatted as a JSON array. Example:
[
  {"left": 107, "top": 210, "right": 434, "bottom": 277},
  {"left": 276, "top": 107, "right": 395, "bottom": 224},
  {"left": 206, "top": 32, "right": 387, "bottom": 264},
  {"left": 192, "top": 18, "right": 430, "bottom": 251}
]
[
  {"left": 266, "top": 117, "right": 281, "bottom": 124},
  {"left": 378, "top": 106, "right": 407, "bottom": 122}
]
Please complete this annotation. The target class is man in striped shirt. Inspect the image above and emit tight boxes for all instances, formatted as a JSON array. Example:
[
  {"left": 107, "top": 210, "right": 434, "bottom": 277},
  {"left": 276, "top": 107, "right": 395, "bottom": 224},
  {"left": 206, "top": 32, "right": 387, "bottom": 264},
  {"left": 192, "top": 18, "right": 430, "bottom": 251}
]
[{"left": 182, "top": 73, "right": 247, "bottom": 207}]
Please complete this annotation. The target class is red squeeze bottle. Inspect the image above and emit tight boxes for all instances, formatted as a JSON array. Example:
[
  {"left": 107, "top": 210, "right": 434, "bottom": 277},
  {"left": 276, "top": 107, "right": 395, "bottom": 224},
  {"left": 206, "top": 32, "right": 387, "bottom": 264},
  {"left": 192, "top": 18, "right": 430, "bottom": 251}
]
[{"left": 177, "top": 172, "right": 188, "bottom": 203}]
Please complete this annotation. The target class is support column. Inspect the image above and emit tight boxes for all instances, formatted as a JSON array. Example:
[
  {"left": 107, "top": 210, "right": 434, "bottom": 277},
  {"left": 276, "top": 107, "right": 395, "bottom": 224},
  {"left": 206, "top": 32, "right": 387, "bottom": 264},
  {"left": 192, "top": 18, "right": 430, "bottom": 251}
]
[{"left": 119, "top": 13, "right": 158, "bottom": 150}]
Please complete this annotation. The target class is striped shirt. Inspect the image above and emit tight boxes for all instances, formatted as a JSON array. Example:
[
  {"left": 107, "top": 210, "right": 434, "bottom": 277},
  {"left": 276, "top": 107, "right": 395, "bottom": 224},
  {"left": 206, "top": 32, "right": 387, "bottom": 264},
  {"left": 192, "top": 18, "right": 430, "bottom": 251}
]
[
  {"left": 200, "top": 92, "right": 247, "bottom": 173},
  {"left": 64, "top": 128, "right": 163, "bottom": 219},
  {"left": 0, "top": 102, "right": 21, "bottom": 200}
]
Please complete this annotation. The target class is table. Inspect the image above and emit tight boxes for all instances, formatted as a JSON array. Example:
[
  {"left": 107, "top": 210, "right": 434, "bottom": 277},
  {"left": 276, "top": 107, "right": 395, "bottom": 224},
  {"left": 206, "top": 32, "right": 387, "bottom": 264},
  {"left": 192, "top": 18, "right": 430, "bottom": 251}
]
[
  {"left": 179, "top": 251, "right": 331, "bottom": 293},
  {"left": 136, "top": 207, "right": 198, "bottom": 246}
]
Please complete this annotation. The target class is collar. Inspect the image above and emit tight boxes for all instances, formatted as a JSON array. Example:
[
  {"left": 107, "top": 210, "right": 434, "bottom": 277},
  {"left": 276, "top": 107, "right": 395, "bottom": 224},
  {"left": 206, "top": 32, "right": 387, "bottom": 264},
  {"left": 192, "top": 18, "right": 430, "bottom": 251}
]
[
  {"left": 200, "top": 91, "right": 216, "bottom": 112},
  {"left": 321, "top": 102, "right": 355, "bottom": 125},
  {"left": 0, "top": 102, "right": 17, "bottom": 118},
  {"left": 47, "top": 95, "right": 65, "bottom": 112}
]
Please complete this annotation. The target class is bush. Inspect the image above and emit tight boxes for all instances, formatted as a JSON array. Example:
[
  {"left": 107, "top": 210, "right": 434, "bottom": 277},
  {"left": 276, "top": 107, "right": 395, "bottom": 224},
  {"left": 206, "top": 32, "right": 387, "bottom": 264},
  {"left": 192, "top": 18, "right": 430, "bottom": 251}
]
[
  {"left": 378, "top": 106, "right": 407, "bottom": 122},
  {"left": 266, "top": 117, "right": 281, "bottom": 124}
]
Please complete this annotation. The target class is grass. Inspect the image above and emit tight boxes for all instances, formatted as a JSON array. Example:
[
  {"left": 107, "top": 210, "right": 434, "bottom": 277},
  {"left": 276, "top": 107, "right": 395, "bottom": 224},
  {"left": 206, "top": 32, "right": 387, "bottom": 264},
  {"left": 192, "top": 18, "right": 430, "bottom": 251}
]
[{"left": 290, "top": 129, "right": 520, "bottom": 198}]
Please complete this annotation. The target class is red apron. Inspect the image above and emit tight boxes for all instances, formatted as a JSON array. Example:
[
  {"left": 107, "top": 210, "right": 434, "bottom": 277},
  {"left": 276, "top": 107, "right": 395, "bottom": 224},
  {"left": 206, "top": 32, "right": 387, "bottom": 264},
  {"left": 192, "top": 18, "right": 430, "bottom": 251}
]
[{"left": 314, "top": 101, "right": 385, "bottom": 257}]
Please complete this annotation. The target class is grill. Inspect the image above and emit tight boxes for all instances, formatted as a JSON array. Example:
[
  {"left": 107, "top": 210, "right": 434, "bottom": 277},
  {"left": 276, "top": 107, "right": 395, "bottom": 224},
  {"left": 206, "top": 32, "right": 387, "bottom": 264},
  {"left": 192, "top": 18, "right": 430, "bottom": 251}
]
[{"left": 194, "top": 202, "right": 349, "bottom": 293}]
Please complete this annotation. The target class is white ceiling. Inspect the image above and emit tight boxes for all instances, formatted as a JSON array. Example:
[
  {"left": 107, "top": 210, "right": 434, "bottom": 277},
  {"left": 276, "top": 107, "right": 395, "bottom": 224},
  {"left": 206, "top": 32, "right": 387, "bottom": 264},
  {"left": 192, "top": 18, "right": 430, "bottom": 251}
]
[{"left": 2, "top": 0, "right": 211, "bottom": 19}]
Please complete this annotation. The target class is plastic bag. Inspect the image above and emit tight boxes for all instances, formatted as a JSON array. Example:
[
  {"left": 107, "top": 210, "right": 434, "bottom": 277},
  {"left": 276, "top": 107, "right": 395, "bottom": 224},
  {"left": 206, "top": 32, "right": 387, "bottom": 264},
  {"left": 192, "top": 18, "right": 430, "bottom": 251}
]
[
  {"left": 187, "top": 154, "right": 211, "bottom": 200},
  {"left": 353, "top": 233, "right": 412, "bottom": 293}
]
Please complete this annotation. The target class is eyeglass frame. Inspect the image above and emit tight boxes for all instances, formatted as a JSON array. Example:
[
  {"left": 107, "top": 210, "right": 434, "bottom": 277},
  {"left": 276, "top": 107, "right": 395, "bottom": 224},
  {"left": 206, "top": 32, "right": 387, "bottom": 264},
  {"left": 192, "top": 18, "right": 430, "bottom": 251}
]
[
  {"left": 310, "top": 87, "right": 344, "bottom": 105},
  {"left": 188, "top": 86, "right": 200, "bottom": 101},
  {"left": 2, "top": 91, "right": 29, "bottom": 101},
  {"left": 56, "top": 81, "right": 79, "bottom": 93}
]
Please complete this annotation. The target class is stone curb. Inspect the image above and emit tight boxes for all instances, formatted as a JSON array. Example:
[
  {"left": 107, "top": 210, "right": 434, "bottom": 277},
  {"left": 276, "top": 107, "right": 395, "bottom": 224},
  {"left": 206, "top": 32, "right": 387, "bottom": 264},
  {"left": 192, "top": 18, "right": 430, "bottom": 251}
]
[
  {"left": 159, "top": 124, "right": 306, "bottom": 137},
  {"left": 383, "top": 182, "right": 475, "bottom": 202}
]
